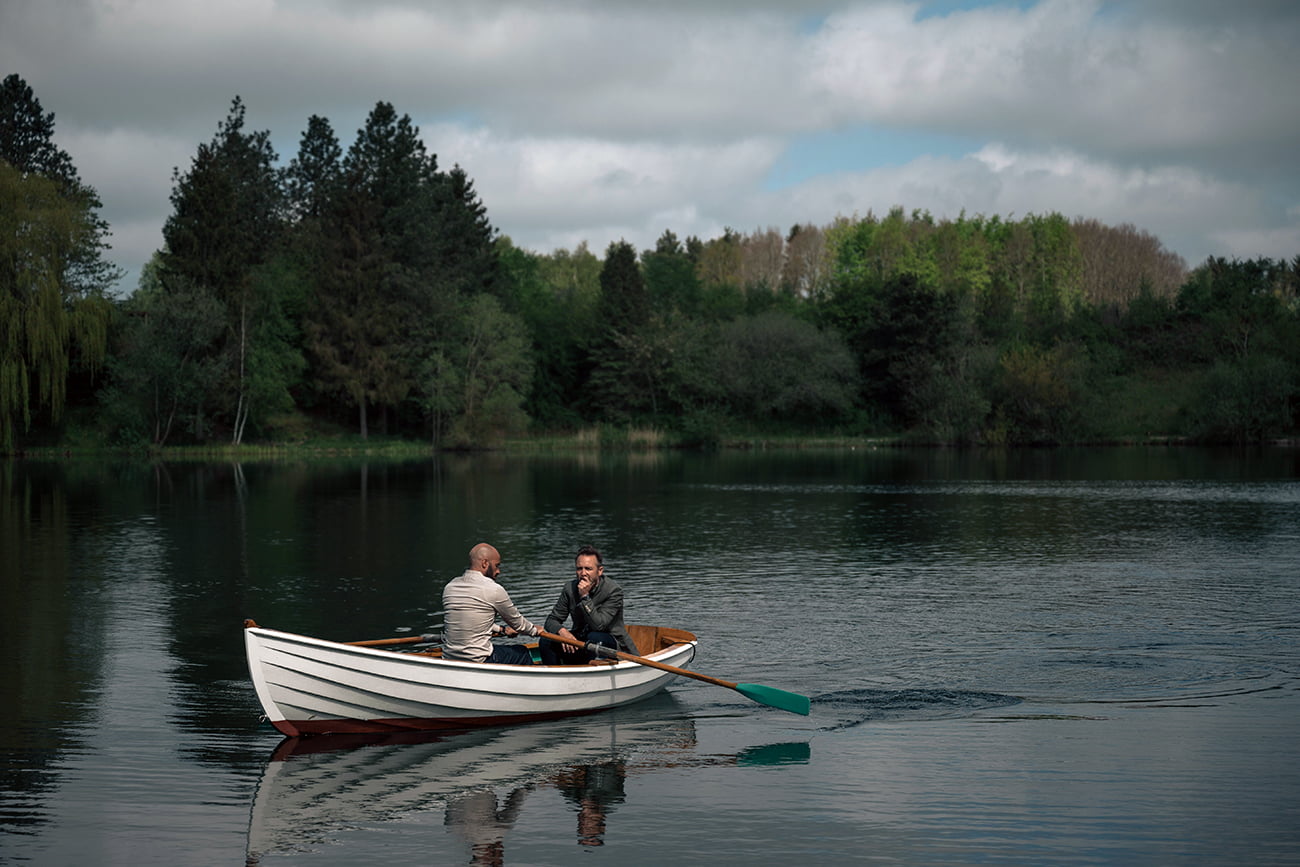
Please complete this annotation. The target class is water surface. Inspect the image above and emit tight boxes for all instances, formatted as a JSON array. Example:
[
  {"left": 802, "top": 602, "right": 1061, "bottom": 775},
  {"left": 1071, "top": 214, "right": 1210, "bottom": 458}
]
[{"left": 2, "top": 448, "right": 1297, "bottom": 864}]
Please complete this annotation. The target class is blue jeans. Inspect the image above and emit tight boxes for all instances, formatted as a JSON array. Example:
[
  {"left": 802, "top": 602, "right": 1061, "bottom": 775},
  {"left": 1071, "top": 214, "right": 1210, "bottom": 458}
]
[
  {"left": 487, "top": 643, "right": 534, "bottom": 665},
  {"left": 539, "top": 630, "right": 617, "bottom": 665}
]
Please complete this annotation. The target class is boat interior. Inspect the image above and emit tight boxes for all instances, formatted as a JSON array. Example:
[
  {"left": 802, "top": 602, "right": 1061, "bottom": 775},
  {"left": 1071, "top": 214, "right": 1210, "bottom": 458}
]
[{"left": 403, "top": 623, "right": 696, "bottom": 663}]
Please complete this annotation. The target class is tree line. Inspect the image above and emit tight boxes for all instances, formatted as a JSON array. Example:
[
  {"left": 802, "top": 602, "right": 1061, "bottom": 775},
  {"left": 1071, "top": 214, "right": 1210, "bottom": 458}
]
[{"left": 3, "top": 74, "right": 1298, "bottom": 451}]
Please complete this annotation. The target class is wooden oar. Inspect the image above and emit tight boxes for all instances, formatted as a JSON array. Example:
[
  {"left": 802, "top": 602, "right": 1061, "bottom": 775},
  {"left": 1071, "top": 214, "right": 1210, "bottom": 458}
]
[
  {"left": 346, "top": 633, "right": 439, "bottom": 647},
  {"left": 244, "top": 620, "right": 439, "bottom": 649},
  {"left": 538, "top": 630, "right": 810, "bottom": 716}
]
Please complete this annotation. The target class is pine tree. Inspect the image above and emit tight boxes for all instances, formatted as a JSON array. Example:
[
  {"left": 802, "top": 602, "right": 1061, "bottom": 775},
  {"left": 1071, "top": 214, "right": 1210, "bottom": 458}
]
[
  {"left": 304, "top": 102, "right": 443, "bottom": 437},
  {"left": 285, "top": 114, "right": 342, "bottom": 222},
  {"left": 161, "top": 96, "right": 284, "bottom": 443},
  {"left": 586, "top": 240, "right": 656, "bottom": 420}
]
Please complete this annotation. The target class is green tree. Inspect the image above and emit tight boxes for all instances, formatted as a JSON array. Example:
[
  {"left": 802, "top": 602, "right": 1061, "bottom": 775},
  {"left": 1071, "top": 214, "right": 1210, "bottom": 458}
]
[
  {"left": 498, "top": 239, "right": 582, "bottom": 427},
  {"left": 990, "top": 341, "right": 1088, "bottom": 444},
  {"left": 989, "top": 213, "right": 1083, "bottom": 335},
  {"left": 931, "top": 214, "right": 993, "bottom": 298},
  {"left": 900, "top": 342, "right": 994, "bottom": 444},
  {"left": 643, "top": 229, "right": 702, "bottom": 317},
  {"left": 433, "top": 164, "right": 503, "bottom": 299},
  {"left": 161, "top": 96, "right": 285, "bottom": 443},
  {"left": 98, "top": 255, "right": 228, "bottom": 445},
  {"left": 299, "top": 102, "right": 504, "bottom": 439},
  {"left": 1178, "top": 257, "right": 1291, "bottom": 361},
  {"left": 284, "top": 114, "right": 342, "bottom": 222},
  {"left": 1118, "top": 282, "right": 1177, "bottom": 363},
  {"left": 521, "top": 242, "right": 602, "bottom": 426},
  {"left": 1188, "top": 354, "right": 1293, "bottom": 443},
  {"left": 242, "top": 256, "right": 307, "bottom": 438},
  {"left": 417, "top": 294, "right": 532, "bottom": 446},
  {"left": 713, "top": 311, "right": 858, "bottom": 422},
  {"left": 587, "top": 240, "right": 652, "bottom": 420},
  {"left": 537, "top": 241, "right": 602, "bottom": 310},
  {"left": 1176, "top": 257, "right": 1298, "bottom": 441},
  {"left": 1, "top": 77, "right": 117, "bottom": 449},
  {"left": 695, "top": 228, "right": 746, "bottom": 319},
  {"left": 1, "top": 74, "right": 121, "bottom": 298},
  {"left": 303, "top": 169, "right": 402, "bottom": 438},
  {"left": 304, "top": 102, "right": 440, "bottom": 437}
]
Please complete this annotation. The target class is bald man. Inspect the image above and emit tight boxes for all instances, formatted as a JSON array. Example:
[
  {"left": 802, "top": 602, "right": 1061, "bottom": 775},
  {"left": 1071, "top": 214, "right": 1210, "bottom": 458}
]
[{"left": 441, "top": 543, "right": 540, "bottom": 665}]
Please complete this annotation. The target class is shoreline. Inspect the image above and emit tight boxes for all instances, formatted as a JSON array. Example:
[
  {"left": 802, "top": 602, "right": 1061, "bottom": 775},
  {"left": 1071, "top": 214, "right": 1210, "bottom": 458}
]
[{"left": 8, "top": 433, "right": 1298, "bottom": 462}]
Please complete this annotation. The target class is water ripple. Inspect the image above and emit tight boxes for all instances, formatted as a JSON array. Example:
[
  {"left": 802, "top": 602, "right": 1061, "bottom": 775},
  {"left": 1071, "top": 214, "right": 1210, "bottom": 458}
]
[{"left": 815, "top": 688, "right": 1023, "bottom": 730}]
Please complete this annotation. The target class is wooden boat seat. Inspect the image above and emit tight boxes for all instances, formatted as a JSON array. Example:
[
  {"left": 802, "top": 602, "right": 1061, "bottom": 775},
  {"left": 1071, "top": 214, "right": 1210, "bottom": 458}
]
[{"left": 628, "top": 624, "right": 697, "bottom": 654}]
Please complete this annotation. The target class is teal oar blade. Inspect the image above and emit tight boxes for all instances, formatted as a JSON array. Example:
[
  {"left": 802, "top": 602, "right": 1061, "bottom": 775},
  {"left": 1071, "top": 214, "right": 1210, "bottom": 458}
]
[{"left": 736, "top": 683, "right": 810, "bottom": 716}]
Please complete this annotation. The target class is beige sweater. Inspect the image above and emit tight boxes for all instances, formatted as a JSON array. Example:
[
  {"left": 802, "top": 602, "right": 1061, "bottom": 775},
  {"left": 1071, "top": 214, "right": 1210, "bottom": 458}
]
[{"left": 440, "top": 569, "right": 539, "bottom": 662}]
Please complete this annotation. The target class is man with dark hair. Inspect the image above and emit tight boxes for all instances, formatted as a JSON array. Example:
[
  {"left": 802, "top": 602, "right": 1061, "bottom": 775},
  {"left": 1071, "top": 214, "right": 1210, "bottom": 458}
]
[
  {"left": 442, "top": 542, "right": 539, "bottom": 665},
  {"left": 539, "top": 545, "right": 639, "bottom": 665}
]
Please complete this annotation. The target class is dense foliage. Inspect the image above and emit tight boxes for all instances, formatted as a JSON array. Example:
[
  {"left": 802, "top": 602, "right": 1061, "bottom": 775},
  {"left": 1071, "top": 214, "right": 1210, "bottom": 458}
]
[
  {"left": 1, "top": 75, "right": 118, "bottom": 449},
  {"left": 4, "top": 77, "right": 1298, "bottom": 450}
]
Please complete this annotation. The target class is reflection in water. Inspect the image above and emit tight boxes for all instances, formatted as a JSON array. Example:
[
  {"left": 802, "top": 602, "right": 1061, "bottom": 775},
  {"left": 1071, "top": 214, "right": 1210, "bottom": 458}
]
[
  {"left": 445, "top": 786, "right": 530, "bottom": 866},
  {"left": 552, "top": 760, "right": 625, "bottom": 847},
  {"left": 442, "top": 735, "right": 814, "bottom": 860},
  {"left": 245, "top": 699, "right": 810, "bottom": 863}
]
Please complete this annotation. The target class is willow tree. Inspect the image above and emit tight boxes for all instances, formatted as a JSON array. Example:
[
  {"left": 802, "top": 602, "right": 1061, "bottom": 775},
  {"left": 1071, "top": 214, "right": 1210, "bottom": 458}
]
[{"left": 0, "top": 75, "right": 116, "bottom": 449}]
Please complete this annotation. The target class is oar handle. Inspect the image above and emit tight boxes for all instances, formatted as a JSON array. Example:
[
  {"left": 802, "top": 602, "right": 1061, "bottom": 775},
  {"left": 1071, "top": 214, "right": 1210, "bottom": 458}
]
[{"left": 538, "top": 630, "right": 737, "bottom": 690}]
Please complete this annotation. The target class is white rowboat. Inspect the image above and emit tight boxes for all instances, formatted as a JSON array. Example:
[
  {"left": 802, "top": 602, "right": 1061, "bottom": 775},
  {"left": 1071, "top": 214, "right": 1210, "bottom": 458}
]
[{"left": 243, "top": 621, "right": 698, "bottom": 736}]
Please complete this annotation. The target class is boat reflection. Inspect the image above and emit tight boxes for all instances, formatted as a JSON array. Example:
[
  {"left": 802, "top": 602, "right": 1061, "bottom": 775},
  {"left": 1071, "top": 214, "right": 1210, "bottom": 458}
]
[{"left": 245, "top": 694, "right": 809, "bottom": 863}]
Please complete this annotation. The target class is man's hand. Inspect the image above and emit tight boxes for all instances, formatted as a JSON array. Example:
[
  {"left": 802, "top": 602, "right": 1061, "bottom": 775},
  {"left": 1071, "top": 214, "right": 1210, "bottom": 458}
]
[
  {"left": 501, "top": 624, "right": 518, "bottom": 637},
  {"left": 558, "top": 626, "right": 578, "bottom": 654}
]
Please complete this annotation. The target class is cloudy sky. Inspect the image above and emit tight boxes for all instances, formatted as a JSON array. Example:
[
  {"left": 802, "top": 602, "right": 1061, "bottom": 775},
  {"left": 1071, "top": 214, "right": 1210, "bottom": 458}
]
[{"left": 3, "top": 0, "right": 1298, "bottom": 292}]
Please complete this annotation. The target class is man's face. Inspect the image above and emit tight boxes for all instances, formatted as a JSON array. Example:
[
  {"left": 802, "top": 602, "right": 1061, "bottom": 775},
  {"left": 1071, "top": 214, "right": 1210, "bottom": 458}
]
[
  {"left": 575, "top": 554, "right": 602, "bottom": 585},
  {"left": 484, "top": 556, "right": 501, "bottom": 580}
]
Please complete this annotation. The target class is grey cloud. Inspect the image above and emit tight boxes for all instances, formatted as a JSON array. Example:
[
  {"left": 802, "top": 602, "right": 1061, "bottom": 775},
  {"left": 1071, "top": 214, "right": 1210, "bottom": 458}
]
[{"left": 2, "top": 0, "right": 1296, "bottom": 290}]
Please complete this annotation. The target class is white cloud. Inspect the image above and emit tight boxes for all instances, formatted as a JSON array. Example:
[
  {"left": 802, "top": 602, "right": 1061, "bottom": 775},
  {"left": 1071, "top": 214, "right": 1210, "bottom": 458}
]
[
  {"left": 427, "top": 123, "right": 782, "bottom": 252},
  {"left": 53, "top": 126, "right": 193, "bottom": 285},
  {"left": 809, "top": 0, "right": 1300, "bottom": 162}
]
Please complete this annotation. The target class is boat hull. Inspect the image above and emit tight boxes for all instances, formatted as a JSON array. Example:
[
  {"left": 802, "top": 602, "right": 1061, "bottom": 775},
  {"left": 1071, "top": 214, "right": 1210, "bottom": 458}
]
[{"left": 244, "top": 624, "right": 698, "bottom": 736}]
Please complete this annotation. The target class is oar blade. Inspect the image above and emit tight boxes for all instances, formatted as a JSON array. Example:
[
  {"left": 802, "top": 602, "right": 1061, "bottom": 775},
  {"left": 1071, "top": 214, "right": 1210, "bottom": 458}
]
[{"left": 736, "top": 683, "right": 810, "bottom": 716}]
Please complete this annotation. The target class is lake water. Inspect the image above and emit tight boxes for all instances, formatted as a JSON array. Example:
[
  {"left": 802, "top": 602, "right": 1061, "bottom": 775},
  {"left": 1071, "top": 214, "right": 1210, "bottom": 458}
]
[{"left": 2, "top": 447, "right": 1298, "bottom": 865}]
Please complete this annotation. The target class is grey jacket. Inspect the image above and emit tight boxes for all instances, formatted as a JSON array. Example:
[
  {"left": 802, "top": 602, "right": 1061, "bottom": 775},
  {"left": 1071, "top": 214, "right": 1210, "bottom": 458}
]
[{"left": 543, "top": 575, "right": 639, "bottom": 655}]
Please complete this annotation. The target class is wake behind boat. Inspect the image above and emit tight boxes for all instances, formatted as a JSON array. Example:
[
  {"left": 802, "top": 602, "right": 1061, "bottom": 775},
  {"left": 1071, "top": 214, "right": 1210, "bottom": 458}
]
[{"left": 243, "top": 621, "right": 698, "bottom": 736}]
